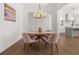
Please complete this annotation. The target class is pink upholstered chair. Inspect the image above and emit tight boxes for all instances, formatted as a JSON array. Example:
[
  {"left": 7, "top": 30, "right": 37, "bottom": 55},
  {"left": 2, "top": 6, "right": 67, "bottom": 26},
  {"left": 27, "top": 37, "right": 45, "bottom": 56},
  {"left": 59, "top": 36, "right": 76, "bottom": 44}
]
[
  {"left": 22, "top": 33, "right": 36, "bottom": 54},
  {"left": 43, "top": 33, "right": 55, "bottom": 54},
  {"left": 54, "top": 33, "right": 60, "bottom": 54},
  {"left": 44, "top": 33, "right": 59, "bottom": 54}
]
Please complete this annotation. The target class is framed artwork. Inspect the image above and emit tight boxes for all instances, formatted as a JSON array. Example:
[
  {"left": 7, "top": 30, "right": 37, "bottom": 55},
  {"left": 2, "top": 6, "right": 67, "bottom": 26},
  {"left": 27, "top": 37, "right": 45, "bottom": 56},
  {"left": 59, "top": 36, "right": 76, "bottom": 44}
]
[{"left": 4, "top": 3, "right": 16, "bottom": 22}]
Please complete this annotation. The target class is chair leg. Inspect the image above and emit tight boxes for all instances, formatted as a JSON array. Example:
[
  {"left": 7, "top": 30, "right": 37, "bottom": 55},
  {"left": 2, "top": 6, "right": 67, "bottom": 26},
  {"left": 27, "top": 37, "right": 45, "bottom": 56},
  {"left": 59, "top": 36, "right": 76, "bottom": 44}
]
[
  {"left": 45, "top": 43, "right": 47, "bottom": 48},
  {"left": 55, "top": 43, "right": 58, "bottom": 54},
  {"left": 23, "top": 43, "right": 29, "bottom": 54},
  {"left": 27, "top": 44, "right": 29, "bottom": 55},
  {"left": 51, "top": 44, "right": 53, "bottom": 55},
  {"left": 23, "top": 43, "right": 26, "bottom": 50}
]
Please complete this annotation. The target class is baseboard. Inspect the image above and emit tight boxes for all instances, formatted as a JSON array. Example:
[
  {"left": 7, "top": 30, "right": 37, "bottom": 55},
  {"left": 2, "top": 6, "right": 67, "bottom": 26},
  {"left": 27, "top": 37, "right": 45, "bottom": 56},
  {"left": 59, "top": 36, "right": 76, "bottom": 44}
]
[{"left": 0, "top": 35, "right": 22, "bottom": 54}]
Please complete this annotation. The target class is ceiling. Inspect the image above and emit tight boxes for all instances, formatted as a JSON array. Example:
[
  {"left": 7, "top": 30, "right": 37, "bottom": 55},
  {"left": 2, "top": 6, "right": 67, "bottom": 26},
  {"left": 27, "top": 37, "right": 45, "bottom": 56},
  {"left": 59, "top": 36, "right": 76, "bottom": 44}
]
[{"left": 23, "top": 3, "right": 67, "bottom": 13}]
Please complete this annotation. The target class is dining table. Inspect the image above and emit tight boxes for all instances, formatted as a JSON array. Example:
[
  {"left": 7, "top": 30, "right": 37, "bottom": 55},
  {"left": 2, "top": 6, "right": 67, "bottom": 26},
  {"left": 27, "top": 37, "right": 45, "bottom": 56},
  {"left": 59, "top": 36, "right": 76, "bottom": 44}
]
[{"left": 27, "top": 32, "right": 56, "bottom": 44}]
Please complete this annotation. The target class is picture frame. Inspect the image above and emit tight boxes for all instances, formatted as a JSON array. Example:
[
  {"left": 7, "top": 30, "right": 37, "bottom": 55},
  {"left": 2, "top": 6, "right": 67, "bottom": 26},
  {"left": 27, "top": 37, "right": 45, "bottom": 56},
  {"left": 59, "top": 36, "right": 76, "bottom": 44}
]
[{"left": 4, "top": 3, "right": 16, "bottom": 22}]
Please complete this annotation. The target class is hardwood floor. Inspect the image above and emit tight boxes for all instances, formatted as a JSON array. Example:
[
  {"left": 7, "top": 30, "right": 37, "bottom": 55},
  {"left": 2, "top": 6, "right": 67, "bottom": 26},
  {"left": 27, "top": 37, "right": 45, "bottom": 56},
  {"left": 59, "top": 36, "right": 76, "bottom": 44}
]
[
  {"left": 60, "top": 36, "right": 79, "bottom": 55},
  {"left": 1, "top": 35, "right": 79, "bottom": 55}
]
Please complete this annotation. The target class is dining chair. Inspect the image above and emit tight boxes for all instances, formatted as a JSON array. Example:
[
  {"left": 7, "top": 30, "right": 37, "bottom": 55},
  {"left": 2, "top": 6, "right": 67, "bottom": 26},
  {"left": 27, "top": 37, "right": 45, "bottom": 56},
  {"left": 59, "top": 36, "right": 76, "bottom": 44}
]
[
  {"left": 43, "top": 33, "right": 55, "bottom": 55},
  {"left": 44, "top": 33, "right": 60, "bottom": 54},
  {"left": 22, "top": 33, "right": 36, "bottom": 54},
  {"left": 54, "top": 33, "right": 60, "bottom": 54},
  {"left": 28, "top": 34, "right": 37, "bottom": 40}
]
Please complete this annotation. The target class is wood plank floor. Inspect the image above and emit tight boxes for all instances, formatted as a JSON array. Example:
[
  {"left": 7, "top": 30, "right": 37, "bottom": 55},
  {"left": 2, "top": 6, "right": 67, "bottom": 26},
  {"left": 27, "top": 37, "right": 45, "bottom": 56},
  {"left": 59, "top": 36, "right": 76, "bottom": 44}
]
[{"left": 1, "top": 35, "right": 79, "bottom": 55}]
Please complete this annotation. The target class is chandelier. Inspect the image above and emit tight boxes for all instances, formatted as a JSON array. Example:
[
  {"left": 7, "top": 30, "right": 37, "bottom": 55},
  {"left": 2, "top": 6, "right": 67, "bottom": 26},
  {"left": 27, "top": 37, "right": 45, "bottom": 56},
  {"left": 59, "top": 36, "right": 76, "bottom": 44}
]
[{"left": 33, "top": 4, "right": 47, "bottom": 19}]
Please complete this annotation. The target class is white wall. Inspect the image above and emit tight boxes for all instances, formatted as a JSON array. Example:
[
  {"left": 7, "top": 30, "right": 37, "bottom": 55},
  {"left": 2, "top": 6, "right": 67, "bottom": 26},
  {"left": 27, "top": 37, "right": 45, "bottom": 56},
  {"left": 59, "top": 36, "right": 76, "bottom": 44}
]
[
  {"left": 28, "top": 12, "right": 52, "bottom": 32},
  {"left": 0, "top": 3, "right": 23, "bottom": 53}
]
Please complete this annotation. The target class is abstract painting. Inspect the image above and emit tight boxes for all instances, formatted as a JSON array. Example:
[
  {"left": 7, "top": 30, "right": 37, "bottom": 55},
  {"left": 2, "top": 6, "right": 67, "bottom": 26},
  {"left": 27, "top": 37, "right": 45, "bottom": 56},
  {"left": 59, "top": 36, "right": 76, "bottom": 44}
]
[{"left": 4, "top": 3, "right": 16, "bottom": 22}]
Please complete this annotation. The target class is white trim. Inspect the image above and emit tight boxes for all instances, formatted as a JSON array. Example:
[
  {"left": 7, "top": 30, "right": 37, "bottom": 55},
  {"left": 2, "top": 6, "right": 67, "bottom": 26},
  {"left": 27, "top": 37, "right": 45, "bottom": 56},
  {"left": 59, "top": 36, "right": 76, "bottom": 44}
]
[{"left": 0, "top": 36, "right": 21, "bottom": 54}]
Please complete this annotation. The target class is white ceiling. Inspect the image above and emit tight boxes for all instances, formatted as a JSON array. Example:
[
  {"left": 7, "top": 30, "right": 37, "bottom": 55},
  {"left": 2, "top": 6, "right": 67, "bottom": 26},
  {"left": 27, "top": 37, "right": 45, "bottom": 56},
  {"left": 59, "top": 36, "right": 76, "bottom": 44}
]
[
  {"left": 59, "top": 3, "right": 79, "bottom": 11},
  {"left": 23, "top": 3, "right": 67, "bottom": 13}
]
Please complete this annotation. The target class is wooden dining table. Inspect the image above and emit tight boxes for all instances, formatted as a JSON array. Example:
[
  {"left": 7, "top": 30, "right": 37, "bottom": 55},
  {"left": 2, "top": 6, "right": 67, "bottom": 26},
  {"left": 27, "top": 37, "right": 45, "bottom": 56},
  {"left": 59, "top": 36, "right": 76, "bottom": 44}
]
[
  {"left": 27, "top": 32, "right": 54, "bottom": 35},
  {"left": 27, "top": 32, "right": 55, "bottom": 44}
]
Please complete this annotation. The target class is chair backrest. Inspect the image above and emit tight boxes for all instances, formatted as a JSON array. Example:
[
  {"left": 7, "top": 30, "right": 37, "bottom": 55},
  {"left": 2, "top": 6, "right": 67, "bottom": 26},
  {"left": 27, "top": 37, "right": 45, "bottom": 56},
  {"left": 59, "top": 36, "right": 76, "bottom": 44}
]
[
  {"left": 44, "top": 33, "right": 60, "bottom": 45},
  {"left": 28, "top": 34, "right": 37, "bottom": 39},
  {"left": 54, "top": 33, "right": 60, "bottom": 44},
  {"left": 45, "top": 33, "right": 55, "bottom": 45},
  {"left": 22, "top": 33, "right": 34, "bottom": 43}
]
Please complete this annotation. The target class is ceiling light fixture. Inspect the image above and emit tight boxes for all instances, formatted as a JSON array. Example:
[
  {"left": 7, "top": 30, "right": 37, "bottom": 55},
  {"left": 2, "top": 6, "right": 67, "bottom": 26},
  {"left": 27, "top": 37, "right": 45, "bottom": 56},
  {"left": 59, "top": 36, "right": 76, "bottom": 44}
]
[{"left": 33, "top": 4, "right": 47, "bottom": 19}]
